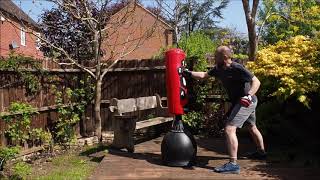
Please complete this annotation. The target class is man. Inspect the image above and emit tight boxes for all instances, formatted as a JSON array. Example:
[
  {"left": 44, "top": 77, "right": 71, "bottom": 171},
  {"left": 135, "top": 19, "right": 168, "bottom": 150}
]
[{"left": 184, "top": 46, "right": 266, "bottom": 174}]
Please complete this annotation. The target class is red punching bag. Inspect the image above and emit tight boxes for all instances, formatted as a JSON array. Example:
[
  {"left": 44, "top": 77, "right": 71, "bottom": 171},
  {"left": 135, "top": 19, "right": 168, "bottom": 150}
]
[
  {"left": 161, "top": 48, "right": 197, "bottom": 167},
  {"left": 165, "top": 48, "right": 188, "bottom": 115}
]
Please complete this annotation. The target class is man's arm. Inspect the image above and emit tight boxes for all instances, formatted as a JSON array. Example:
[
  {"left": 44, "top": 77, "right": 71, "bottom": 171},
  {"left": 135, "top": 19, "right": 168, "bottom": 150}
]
[
  {"left": 183, "top": 68, "right": 211, "bottom": 80},
  {"left": 236, "top": 64, "right": 260, "bottom": 96},
  {"left": 190, "top": 71, "right": 210, "bottom": 80},
  {"left": 248, "top": 76, "right": 260, "bottom": 96},
  {"left": 240, "top": 76, "right": 261, "bottom": 107}
]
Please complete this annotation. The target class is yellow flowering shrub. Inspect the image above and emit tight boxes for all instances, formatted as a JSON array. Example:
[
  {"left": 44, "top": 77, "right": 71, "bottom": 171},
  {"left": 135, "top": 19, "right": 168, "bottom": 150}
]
[{"left": 247, "top": 35, "right": 320, "bottom": 106}]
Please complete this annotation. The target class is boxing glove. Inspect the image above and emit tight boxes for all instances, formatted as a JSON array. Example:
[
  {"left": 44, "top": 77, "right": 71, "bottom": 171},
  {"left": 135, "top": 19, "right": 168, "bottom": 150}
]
[{"left": 240, "top": 95, "right": 252, "bottom": 107}]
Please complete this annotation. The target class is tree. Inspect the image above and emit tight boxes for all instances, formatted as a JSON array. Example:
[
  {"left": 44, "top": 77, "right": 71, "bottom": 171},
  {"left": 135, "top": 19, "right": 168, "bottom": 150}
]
[
  {"left": 1, "top": 0, "right": 158, "bottom": 140},
  {"left": 178, "top": 0, "right": 229, "bottom": 35},
  {"left": 205, "top": 27, "right": 249, "bottom": 59},
  {"left": 258, "top": 0, "right": 320, "bottom": 44},
  {"left": 156, "top": 0, "right": 229, "bottom": 43},
  {"left": 242, "top": 0, "right": 260, "bottom": 61},
  {"left": 40, "top": 8, "right": 95, "bottom": 61},
  {"left": 40, "top": 0, "right": 129, "bottom": 61}
]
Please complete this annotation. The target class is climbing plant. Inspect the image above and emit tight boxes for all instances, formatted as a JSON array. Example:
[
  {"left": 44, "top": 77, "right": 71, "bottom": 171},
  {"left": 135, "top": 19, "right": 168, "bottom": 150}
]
[
  {"left": 0, "top": 102, "right": 39, "bottom": 145},
  {"left": 52, "top": 76, "right": 94, "bottom": 147},
  {"left": 0, "top": 53, "right": 45, "bottom": 95}
]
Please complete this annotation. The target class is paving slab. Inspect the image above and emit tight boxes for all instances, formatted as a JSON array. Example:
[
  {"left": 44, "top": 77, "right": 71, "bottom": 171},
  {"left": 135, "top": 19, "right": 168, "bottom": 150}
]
[{"left": 89, "top": 136, "right": 280, "bottom": 179}]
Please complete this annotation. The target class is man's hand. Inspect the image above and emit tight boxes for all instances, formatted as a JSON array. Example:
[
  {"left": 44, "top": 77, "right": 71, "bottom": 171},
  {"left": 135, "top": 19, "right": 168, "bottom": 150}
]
[
  {"left": 240, "top": 95, "right": 252, "bottom": 107},
  {"left": 182, "top": 68, "right": 192, "bottom": 77}
]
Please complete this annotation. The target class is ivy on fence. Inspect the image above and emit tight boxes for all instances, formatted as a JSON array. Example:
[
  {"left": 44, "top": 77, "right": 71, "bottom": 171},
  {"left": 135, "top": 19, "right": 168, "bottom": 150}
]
[
  {"left": 51, "top": 76, "right": 94, "bottom": 148},
  {"left": 0, "top": 52, "right": 45, "bottom": 95},
  {"left": 0, "top": 102, "right": 51, "bottom": 147}
]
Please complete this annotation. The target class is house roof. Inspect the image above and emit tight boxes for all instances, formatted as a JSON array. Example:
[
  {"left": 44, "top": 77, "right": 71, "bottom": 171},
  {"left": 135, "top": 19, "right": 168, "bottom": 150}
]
[
  {"left": 135, "top": 3, "right": 173, "bottom": 29},
  {"left": 112, "top": 1, "right": 173, "bottom": 30},
  {"left": 0, "top": 0, "right": 39, "bottom": 28}
]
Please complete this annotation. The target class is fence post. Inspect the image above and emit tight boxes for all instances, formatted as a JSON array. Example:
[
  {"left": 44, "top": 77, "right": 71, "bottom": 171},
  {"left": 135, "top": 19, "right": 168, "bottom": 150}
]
[{"left": 0, "top": 130, "right": 6, "bottom": 146}]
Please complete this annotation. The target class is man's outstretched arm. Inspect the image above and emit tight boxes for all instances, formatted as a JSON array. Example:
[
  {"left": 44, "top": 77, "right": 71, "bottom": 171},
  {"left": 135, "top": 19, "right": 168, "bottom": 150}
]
[
  {"left": 191, "top": 71, "right": 210, "bottom": 80},
  {"left": 184, "top": 69, "right": 210, "bottom": 80}
]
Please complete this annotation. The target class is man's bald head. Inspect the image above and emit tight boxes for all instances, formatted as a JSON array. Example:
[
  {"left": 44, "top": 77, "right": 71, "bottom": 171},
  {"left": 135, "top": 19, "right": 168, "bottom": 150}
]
[
  {"left": 216, "top": 46, "right": 232, "bottom": 59},
  {"left": 214, "top": 46, "right": 233, "bottom": 67}
]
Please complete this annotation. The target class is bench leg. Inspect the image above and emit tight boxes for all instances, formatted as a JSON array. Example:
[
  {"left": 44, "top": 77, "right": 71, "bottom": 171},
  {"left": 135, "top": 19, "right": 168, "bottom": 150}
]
[
  {"left": 112, "top": 118, "right": 136, "bottom": 153},
  {"left": 127, "top": 130, "right": 135, "bottom": 153},
  {"left": 113, "top": 129, "right": 135, "bottom": 153}
]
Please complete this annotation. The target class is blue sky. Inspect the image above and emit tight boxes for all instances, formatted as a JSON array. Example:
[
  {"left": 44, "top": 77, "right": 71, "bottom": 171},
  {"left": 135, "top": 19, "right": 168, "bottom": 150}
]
[{"left": 13, "top": 0, "right": 248, "bottom": 35}]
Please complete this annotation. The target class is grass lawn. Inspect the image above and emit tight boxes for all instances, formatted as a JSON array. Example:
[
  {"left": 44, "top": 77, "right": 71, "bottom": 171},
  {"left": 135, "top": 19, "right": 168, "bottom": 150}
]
[
  {"left": 29, "top": 153, "right": 97, "bottom": 180},
  {"left": 5, "top": 145, "right": 109, "bottom": 180}
]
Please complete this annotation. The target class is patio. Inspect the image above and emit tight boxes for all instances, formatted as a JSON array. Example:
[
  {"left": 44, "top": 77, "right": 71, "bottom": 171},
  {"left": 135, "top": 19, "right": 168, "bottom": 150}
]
[{"left": 89, "top": 136, "right": 271, "bottom": 179}]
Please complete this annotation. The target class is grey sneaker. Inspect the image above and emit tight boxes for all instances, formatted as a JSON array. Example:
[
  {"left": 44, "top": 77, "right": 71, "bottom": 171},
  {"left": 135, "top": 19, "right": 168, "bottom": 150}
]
[{"left": 214, "top": 162, "right": 240, "bottom": 174}]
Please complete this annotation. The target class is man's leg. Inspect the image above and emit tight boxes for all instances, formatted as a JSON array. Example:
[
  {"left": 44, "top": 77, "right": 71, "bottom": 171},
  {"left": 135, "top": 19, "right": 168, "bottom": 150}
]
[
  {"left": 225, "top": 125, "right": 238, "bottom": 163},
  {"left": 214, "top": 104, "right": 253, "bottom": 174},
  {"left": 214, "top": 125, "right": 240, "bottom": 174},
  {"left": 246, "top": 111, "right": 267, "bottom": 159},
  {"left": 248, "top": 125, "right": 265, "bottom": 151}
]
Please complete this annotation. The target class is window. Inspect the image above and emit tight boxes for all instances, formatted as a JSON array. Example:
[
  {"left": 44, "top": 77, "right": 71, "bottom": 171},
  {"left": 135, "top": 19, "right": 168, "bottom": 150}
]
[
  {"left": 35, "top": 32, "right": 41, "bottom": 50},
  {"left": 21, "top": 26, "right": 26, "bottom": 46}
]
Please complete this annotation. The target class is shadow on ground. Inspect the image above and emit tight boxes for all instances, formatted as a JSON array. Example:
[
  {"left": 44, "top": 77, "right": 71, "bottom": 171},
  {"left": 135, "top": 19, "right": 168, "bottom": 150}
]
[
  {"left": 107, "top": 148, "right": 229, "bottom": 171},
  {"left": 79, "top": 145, "right": 109, "bottom": 163},
  {"left": 106, "top": 136, "right": 253, "bottom": 172},
  {"left": 107, "top": 137, "right": 320, "bottom": 179}
]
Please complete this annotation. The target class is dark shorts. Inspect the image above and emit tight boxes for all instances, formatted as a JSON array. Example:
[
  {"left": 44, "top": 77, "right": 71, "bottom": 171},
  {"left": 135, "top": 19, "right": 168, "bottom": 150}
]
[{"left": 227, "top": 99, "right": 257, "bottom": 128}]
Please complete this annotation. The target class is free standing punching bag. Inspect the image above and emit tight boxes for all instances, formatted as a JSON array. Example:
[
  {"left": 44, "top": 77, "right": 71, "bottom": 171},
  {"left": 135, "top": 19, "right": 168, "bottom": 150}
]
[{"left": 161, "top": 48, "right": 197, "bottom": 167}]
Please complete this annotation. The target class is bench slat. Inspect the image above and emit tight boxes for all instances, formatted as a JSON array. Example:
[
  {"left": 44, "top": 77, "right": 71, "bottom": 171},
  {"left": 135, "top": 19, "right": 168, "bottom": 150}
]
[
  {"left": 136, "top": 96, "right": 158, "bottom": 110},
  {"left": 115, "top": 98, "right": 137, "bottom": 114},
  {"left": 111, "top": 96, "right": 160, "bottom": 114},
  {"left": 136, "top": 117, "right": 173, "bottom": 130}
]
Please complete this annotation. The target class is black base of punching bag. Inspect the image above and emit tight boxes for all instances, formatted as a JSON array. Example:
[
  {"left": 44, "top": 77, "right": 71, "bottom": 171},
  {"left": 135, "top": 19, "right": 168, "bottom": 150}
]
[{"left": 161, "top": 115, "right": 197, "bottom": 167}]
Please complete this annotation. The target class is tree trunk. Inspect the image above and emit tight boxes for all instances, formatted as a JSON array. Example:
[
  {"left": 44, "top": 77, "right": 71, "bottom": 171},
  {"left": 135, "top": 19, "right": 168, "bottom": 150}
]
[
  {"left": 248, "top": 21, "right": 257, "bottom": 61},
  {"left": 94, "top": 79, "right": 102, "bottom": 140},
  {"left": 93, "top": 29, "right": 102, "bottom": 141},
  {"left": 242, "top": 0, "right": 259, "bottom": 61}
]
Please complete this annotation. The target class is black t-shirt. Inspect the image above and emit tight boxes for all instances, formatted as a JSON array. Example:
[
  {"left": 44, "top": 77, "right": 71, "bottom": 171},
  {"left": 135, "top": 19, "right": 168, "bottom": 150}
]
[{"left": 207, "top": 62, "right": 256, "bottom": 104}]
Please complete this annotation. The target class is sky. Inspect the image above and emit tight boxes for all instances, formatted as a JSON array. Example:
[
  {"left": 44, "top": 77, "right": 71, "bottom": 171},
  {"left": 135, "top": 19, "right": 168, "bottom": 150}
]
[{"left": 12, "top": 0, "right": 248, "bottom": 35}]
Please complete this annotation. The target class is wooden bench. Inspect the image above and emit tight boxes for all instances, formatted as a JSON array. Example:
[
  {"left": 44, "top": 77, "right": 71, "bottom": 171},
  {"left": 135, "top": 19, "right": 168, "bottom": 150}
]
[{"left": 109, "top": 94, "right": 173, "bottom": 152}]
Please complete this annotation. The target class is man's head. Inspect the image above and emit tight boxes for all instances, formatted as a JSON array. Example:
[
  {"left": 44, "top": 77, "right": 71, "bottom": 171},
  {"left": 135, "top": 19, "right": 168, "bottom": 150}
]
[{"left": 214, "top": 46, "right": 233, "bottom": 68}]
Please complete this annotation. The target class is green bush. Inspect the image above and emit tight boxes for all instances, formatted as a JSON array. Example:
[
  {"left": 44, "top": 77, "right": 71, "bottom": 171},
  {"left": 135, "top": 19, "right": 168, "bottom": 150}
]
[
  {"left": 179, "top": 31, "right": 216, "bottom": 71},
  {"left": 179, "top": 32, "right": 222, "bottom": 133},
  {"left": 182, "top": 111, "right": 204, "bottom": 132},
  {"left": 12, "top": 161, "right": 32, "bottom": 178},
  {"left": 0, "top": 146, "right": 20, "bottom": 161},
  {"left": 247, "top": 36, "right": 320, "bottom": 106},
  {"left": 0, "top": 102, "right": 39, "bottom": 145}
]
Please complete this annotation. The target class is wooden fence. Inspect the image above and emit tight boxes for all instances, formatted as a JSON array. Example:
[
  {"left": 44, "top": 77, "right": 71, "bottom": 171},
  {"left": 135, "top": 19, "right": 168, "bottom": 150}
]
[
  {"left": 0, "top": 58, "right": 227, "bottom": 147},
  {"left": 83, "top": 64, "right": 168, "bottom": 136},
  {"left": 0, "top": 59, "right": 167, "bottom": 146}
]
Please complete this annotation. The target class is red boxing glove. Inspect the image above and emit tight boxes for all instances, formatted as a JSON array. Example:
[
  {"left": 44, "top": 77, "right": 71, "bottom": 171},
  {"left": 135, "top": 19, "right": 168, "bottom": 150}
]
[{"left": 240, "top": 95, "right": 252, "bottom": 107}]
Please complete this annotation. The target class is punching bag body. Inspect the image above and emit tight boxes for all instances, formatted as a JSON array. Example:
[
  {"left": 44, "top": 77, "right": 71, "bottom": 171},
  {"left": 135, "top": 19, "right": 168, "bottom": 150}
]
[{"left": 161, "top": 48, "right": 197, "bottom": 167}]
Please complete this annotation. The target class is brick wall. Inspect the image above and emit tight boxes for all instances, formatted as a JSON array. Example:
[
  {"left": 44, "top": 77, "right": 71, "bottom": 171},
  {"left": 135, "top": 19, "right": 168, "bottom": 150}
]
[
  {"left": 103, "top": 3, "right": 173, "bottom": 60},
  {"left": 1, "top": 3, "right": 173, "bottom": 61},
  {"left": 0, "top": 15, "right": 43, "bottom": 59}
]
